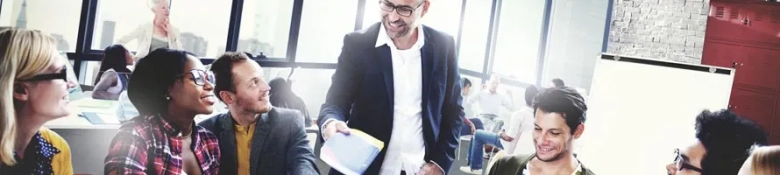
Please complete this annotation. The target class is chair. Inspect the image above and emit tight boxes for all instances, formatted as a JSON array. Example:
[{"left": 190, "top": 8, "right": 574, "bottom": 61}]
[
  {"left": 485, "top": 150, "right": 506, "bottom": 174},
  {"left": 80, "top": 85, "right": 94, "bottom": 91}
]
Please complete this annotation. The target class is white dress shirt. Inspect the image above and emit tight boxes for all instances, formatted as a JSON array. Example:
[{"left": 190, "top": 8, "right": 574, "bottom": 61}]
[
  {"left": 465, "top": 90, "right": 514, "bottom": 116},
  {"left": 376, "top": 24, "right": 427, "bottom": 175}
]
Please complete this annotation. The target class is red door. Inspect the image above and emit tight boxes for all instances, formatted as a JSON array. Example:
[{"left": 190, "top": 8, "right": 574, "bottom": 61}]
[
  {"left": 701, "top": 41, "right": 741, "bottom": 68},
  {"left": 732, "top": 46, "right": 780, "bottom": 92},
  {"left": 707, "top": 2, "right": 747, "bottom": 42},
  {"left": 742, "top": 4, "right": 780, "bottom": 45},
  {"left": 729, "top": 87, "right": 776, "bottom": 134}
]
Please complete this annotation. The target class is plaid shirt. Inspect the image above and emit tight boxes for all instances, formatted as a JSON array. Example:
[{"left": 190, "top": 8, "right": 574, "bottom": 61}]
[{"left": 104, "top": 115, "right": 221, "bottom": 175}]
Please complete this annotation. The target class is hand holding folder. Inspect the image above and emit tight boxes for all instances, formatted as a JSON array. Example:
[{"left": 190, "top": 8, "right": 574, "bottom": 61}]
[{"left": 320, "top": 129, "right": 384, "bottom": 175}]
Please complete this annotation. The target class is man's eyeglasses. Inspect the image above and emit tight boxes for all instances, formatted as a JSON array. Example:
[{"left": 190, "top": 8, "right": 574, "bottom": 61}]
[
  {"left": 177, "top": 69, "right": 214, "bottom": 86},
  {"left": 379, "top": 0, "right": 425, "bottom": 17},
  {"left": 19, "top": 68, "right": 68, "bottom": 82},
  {"left": 674, "top": 148, "right": 703, "bottom": 173}
]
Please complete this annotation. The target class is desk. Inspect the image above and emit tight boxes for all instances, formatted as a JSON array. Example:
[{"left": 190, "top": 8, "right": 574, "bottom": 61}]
[
  {"left": 46, "top": 98, "right": 219, "bottom": 129},
  {"left": 46, "top": 98, "right": 121, "bottom": 129}
]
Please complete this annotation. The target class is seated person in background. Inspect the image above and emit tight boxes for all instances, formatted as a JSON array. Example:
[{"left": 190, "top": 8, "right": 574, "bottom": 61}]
[
  {"left": 104, "top": 49, "right": 221, "bottom": 175},
  {"left": 92, "top": 44, "right": 133, "bottom": 100},
  {"left": 268, "top": 77, "right": 313, "bottom": 127},
  {"left": 552, "top": 78, "right": 565, "bottom": 87},
  {"left": 461, "top": 86, "right": 540, "bottom": 174},
  {"left": 666, "top": 109, "right": 767, "bottom": 175},
  {"left": 460, "top": 77, "right": 478, "bottom": 135},
  {"left": 489, "top": 87, "right": 595, "bottom": 175},
  {"left": 0, "top": 28, "right": 76, "bottom": 174},
  {"left": 464, "top": 74, "right": 514, "bottom": 133},
  {"left": 738, "top": 145, "right": 780, "bottom": 175},
  {"left": 199, "top": 52, "right": 318, "bottom": 175}
]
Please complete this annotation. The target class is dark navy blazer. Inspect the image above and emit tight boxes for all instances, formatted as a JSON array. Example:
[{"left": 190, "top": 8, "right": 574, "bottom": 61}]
[{"left": 318, "top": 22, "right": 465, "bottom": 175}]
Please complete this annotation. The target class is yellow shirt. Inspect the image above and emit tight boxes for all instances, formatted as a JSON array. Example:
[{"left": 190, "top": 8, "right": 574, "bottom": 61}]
[
  {"left": 234, "top": 123, "right": 256, "bottom": 175},
  {"left": 40, "top": 127, "right": 73, "bottom": 175}
]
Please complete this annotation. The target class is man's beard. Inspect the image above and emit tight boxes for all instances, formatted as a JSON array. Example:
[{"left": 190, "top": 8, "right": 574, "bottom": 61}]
[
  {"left": 535, "top": 139, "right": 573, "bottom": 162},
  {"left": 382, "top": 18, "right": 410, "bottom": 38},
  {"left": 236, "top": 97, "right": 269, "bottom": 114}
]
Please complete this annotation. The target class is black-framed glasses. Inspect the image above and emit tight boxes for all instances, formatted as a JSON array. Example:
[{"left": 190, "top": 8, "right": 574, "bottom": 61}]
[
  {"left": 379, "top": 0, "right": 425, "bottom": 17},
  {"left": 177, "top": 69, "right": 214, "bottom": 86},
  {"left": 674, "top": 148, "right": 703, "bottom": 173},
  {"left": 19, "top": 68, "right": 68, "bottom": 82}
]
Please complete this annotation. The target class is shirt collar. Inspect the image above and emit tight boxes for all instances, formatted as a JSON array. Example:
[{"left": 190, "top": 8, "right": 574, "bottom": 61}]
[
  {"left": 152, "top": 114, "right": 196, "bottom": 137},
  {"left": 375, "top": 23, "right": 426, "bottom": 50}
]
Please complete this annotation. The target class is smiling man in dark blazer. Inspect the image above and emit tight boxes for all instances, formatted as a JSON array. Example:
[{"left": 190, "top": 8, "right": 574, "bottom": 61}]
[
  {"left": 200, "top": 52, "right": 318, "bottom": 175},
  {"left": 318, "top": 0, "right": 464, "bottom": 174}
]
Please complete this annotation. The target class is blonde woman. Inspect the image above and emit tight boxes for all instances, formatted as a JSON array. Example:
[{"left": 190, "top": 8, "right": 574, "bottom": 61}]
[
  {"left": 0, "top": 28, "right": 77, "bottom": 174},
  {"left": 116, "top": 0, "right": 183, "bottom": 60},
  {"left": 738, "top": 146, "right": 780, "bottom": 175}
]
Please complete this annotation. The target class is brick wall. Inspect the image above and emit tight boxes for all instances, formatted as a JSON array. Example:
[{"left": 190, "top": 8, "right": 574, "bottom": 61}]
[{"left": 607, "top": 0, "right": 710, "bottom": 64}]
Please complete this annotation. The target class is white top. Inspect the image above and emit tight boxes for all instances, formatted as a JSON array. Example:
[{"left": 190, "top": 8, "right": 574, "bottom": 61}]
[
  {"left": 376, "top": 24, "right": 427, "bottom": 175},
  {"left": 116, "top": 22, "right": 183, "bottom": 60},
  {"left": 502, "top": 106, "right": 535, "bottom": 155},
  {"left": 462, "top": 92, "right": 475, "bottom": 118},
  {"left": 464, "top": 90, "right": 513, "bottom": 116}
]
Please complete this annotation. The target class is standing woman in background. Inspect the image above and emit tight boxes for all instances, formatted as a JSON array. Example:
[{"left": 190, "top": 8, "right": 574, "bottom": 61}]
[
  {"left": 92, "top": 44, "right": 134, "bottom": 100},
  {"left": 116, "top": 0, "right": 183, "bottom": 60},
  {"left": 0, "top": 28, "right": 76, "bottom": 174}
]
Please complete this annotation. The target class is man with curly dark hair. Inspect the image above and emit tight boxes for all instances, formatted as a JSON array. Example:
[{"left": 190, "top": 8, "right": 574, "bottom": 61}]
[{"left": 666, "top": 109, "right": 768, "bottom": 175}]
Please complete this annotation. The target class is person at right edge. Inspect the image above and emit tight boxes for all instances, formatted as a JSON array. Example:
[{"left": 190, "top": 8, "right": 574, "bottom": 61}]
[
  {"left": 488, "top": 87, "right": 596, "bottom": 175},
  {"left": 317, "top": 0, "right": 464, "bottom": 174}
]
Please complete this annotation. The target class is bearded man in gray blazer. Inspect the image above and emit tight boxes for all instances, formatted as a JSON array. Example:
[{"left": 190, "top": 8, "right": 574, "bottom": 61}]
[{"left": 199, "top": 52, "right": 318, "bottom": 175}]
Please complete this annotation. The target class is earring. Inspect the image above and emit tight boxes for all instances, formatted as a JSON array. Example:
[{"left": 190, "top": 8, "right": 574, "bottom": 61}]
[{"left": 165, "top": 96, "right": 170, "bottom": 100}]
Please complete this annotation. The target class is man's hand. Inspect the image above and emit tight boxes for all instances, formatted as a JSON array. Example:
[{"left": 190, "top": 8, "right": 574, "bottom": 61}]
[
  {"left": 463, "top": 118, "right": 476, "bottom": 134},
  {"left": 416, "top": 162, "right": 443, "bottom": 175},
  {"left": 323, "top": 120, "right": 351, "bottom": 141},
  {"left": 499, "top": 132, "right": 514, "bottom": 142}
]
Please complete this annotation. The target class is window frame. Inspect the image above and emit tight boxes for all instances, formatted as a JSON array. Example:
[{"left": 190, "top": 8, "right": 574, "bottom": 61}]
[{"left": 67, "top": 0, "right": 556, "bottom": 89}]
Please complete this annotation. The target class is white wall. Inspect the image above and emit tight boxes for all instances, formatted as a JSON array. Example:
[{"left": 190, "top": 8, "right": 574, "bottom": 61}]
[{"left": 542, "top": 0, "right": 609, "bottom": 91}]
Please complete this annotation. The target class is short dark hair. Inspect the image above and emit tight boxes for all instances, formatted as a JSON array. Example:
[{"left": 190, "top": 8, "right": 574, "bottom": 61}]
[
  {"left": 127, "top": 49, "right": 193, "bottom": 116},
  {"left": 462, "top": 78, "right": 472, "bottom": 88},
  {"left": 552, "top": 78, "right": 565, "bottom": 87},
  {"left": 695, "top": 109, "right": 768, "bottom": 175},
  {"left": 532, "top": 87, "right": 587, "bottom": 134},
  {"left": 210, "top": 52, "right": 251, "bottom": 102},
  {"left": 524, "top": 85, "right": 540, "bottom": 106}
]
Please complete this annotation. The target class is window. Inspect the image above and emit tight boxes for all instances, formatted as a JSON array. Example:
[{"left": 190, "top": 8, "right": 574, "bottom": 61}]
[
  {"left": 295, "top": 0, "right": 358, "bottom": 63},
  {"left": 362, "top": 0, "right": 462, "bottom": 40},
  {"left": 263, "top": 67, "right": 335, "bottom": 121},
  {"left": 0, "top": 0, "right": 82, "bottom": 52},
  {"left": 458, "top": 0, "right": 492, "bottom": 72},
  {"left": 91, "top": 0, "right": 232, "bottom": 58},
  {"left": 492, "top": 0, "right": 546, "bottom": 83},
  {"left": 237, "top": 0, "right": 294, "bottom": 58}
]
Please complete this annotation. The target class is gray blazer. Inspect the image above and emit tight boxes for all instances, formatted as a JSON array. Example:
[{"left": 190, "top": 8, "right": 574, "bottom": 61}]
[{"left": 199, "top": 107, "right": 319, "bottom": 175}]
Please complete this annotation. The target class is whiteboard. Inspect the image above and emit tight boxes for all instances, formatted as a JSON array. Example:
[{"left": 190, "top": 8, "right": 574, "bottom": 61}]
[{"left": 577, "top": 54, "right": 734, "bottom": 175}]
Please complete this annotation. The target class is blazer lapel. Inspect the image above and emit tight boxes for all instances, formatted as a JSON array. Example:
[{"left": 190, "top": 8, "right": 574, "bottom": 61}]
[
  {"left": 376, "top": 45, "right": 395, "bottom": 106},
  {"left": 218, "top": 114, "right": 238, "bottom": 175},
  {"left": 420, "top": 27, "right": 438, "bottom": 147},
  {"left": 250, "top": 112, "right": 272, "bottom": 174}
]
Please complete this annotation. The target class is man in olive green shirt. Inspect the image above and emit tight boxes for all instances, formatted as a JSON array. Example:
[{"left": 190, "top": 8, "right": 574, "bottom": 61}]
[{"left": 488, "top": 87, "right": 595, "bottom": 175}]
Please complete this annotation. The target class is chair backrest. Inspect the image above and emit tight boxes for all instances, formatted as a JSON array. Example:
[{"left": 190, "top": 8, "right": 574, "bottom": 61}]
[{"left": 485, "top": 150, "right": 506, "bottom": 173}]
